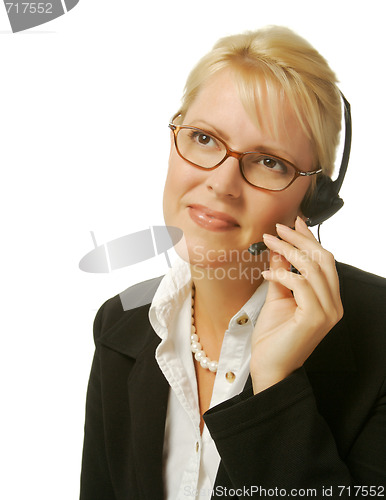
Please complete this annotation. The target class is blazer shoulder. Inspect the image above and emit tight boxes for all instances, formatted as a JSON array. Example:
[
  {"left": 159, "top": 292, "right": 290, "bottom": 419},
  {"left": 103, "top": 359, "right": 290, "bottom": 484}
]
[
  {"left": 336, "top": 261, "right": 386, "bottom": 315},
  {"left": 93, "top": 275, "right": 163, "bottom": 345},
  {"left": 336, "top": 261, "right": 386, "bottom": 291},
  {"left": 336, "top": 261, "right": 386, "bottom": 318},
  {"left": 335, "top": 261, "right": 386, "bottom": 358}
]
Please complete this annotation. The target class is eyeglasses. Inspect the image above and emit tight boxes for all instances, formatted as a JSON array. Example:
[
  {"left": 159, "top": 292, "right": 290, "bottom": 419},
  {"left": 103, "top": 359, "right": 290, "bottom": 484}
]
[{"left": 169, "top": 122, "right": 322, "bottom": 191}]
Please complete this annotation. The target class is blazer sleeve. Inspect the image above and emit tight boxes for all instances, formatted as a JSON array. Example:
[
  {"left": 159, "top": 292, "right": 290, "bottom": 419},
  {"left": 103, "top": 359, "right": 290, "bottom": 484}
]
[
  {"left": 204, "top": 368, "right": 386, "bottom": 496},
  {"left": 79, "top": 301, "right": 116, "bottom": 500}
]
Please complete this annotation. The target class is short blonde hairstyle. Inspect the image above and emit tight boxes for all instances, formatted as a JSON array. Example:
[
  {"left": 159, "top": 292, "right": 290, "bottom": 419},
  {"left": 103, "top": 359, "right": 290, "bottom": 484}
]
[{"left": 176, "top": 26, "right": 342, "bottom": 178}]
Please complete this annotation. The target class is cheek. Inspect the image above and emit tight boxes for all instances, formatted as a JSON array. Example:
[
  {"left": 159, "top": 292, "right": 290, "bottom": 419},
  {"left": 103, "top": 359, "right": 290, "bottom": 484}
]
[
  {"left": 247, "top": 181, "right": 310, "bottom": 231},
  {"left": 162, "top": 152, "right": 197, "bottom": 225},
  {"left": 162, "top": 165, "right": 177, "bottom": 226}
]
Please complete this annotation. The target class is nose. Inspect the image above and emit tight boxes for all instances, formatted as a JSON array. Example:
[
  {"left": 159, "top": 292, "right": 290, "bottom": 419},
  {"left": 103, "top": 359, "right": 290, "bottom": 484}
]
[{"left": 205, "top": 157, "right": 243, "bottom": 198}]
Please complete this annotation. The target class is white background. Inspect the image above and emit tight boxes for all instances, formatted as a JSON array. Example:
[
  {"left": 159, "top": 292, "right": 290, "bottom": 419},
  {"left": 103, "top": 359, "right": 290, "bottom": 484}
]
[{"left": 1, "top": 1, "right": 385, "bottom": 498}]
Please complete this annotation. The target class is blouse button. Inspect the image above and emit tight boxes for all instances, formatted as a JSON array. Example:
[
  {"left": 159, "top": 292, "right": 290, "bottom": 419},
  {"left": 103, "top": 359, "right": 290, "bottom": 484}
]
[
  {"left": 195, "top": 441, "right": 199, "bottom": 452},
  {"left": 225, "top": 371, "right": 236, "bottom": 383},
  {"left": 237, "top": 315, "right": 249, "bottom": 325}
]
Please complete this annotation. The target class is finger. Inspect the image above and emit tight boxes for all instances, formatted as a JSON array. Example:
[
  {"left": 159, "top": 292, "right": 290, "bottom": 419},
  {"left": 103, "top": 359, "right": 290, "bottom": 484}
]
[
  {"left": 266, "top": 266, "right": 343, "bottom": 332},
  {"left": 270, "top": 250, "right": 290, "bottom": 272},
  {"left": 295, "top": 216, "right": 318, "bottom": 240},
  {"left": 281, "top": 218, "right": 338, "bottom": 279},
  {"left": 267, "top": 245, "right": 334, "bottom": 313},
  {"left": 263, "top": 232, "right": 315, "bottom": 272},
  {"left": 292, "top": 217, "right": 340, "bottom": 290},
  {"left": 276, "top": 222, "right": 321, "bottom": 255},
  {"left": 265, "top": 251, "right": 292, "bottom": 301},
  {"left": 263, "top": 267, "right": 326, "bottom": 322},
  {"left": 263, "top": 233, "right": 341, "bottom": 310},
  {"left": 268, "top": 226, "right": 341, "bottom": 301}
]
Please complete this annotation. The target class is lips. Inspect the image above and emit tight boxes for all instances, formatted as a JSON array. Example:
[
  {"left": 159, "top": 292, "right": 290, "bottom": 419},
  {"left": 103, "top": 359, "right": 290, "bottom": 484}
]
[{"left": 188, "top": 204, "right": 240, "bottom": 231}]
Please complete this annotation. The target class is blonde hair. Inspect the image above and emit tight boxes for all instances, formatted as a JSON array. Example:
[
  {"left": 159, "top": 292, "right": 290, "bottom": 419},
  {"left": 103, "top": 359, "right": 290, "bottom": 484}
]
[{"left": 176, "top": 26, "right": 342, "bottom": 177}]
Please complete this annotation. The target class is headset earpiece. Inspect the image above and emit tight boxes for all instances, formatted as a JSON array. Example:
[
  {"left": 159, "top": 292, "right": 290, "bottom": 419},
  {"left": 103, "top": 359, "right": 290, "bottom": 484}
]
[{"left": 301, "top": 175, "right": 344, "bottom": 227}]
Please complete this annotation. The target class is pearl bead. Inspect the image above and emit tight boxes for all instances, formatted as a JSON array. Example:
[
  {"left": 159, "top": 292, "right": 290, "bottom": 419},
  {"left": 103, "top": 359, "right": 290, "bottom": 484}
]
[
  {"left": 208, "top": 361, "right": 218, "bottom": 373},
  {"left": 191, "top": 341, "right": 202, "bottom": 353},
  {"left": 200, "top": 357, "right": 209, "bottom": 369},
  {"left": 190, "top": 285, "right": 218, "bottom": 374},
  {"left": 195, "top": 351, "right": 204, "bottom": 362}
]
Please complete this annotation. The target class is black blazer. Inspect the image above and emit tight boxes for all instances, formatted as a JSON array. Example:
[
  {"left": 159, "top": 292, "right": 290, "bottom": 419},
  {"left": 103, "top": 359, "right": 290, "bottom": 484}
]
[{"left": 80, "top": 262, "right": 386, "bottom": 499}]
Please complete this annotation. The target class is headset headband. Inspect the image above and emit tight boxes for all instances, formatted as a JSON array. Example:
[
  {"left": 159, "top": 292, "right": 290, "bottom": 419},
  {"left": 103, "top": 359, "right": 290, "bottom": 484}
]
[
  {"left": 303, "top": 92, "right": 352, "bottom": 227},
  {"left": 334, "top": 93, "right": 352, "bottom": 195}
]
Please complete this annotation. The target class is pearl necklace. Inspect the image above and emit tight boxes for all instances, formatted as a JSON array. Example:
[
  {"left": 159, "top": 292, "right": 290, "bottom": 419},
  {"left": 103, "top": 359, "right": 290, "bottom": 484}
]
[{"left": 190, "top": 285, "right": 219, "bottom": 373}]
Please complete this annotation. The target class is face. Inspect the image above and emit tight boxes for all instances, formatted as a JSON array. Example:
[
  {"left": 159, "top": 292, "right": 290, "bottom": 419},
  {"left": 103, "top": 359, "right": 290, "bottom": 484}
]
[{"left": 163, "top": 69, "right": 315, "bottom": 270}]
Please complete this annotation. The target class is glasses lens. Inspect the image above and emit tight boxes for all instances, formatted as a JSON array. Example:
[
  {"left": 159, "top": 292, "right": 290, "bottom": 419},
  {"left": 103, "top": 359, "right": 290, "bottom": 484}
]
[
  {"left": 176, "top": 128, "right": 226, "bottom": 168},
  {"left": 241, "top": 153, "right": 296, "bottom": 190}
]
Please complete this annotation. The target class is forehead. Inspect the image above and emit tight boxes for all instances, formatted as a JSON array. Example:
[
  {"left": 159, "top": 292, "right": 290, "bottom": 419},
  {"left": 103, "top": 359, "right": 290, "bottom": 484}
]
[
  {"left": 183, "top": 68, "right": 315, "bottom": 168},
  {"left": 184, "top": 69, "right": 305, "bottom": 145}
]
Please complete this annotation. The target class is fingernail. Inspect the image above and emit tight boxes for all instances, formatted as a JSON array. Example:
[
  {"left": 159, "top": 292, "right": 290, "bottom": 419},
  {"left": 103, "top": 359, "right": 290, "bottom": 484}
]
[
  {"left": 276, "top": 223, "right": 292, "bottom": 232},
  {"left": 263, "top": 233, "right": 277, "bottom": 242},
  {"left": 262, "top": 270, "right": 271, "bottom": 279},
  {"left": 296, "top": 216, "right": 308, "bottom": 227}
]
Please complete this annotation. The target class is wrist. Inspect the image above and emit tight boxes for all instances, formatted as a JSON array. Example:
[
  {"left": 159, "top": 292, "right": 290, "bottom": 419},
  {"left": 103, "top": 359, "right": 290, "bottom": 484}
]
[{"left": 251, "top": 369, "right": 291, "bottom": 395}]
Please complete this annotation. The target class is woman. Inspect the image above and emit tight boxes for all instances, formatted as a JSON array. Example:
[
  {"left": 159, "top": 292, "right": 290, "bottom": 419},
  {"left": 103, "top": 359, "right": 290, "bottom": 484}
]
[{"left": 80, "top": 26, "right": 386, "bottom": 498}]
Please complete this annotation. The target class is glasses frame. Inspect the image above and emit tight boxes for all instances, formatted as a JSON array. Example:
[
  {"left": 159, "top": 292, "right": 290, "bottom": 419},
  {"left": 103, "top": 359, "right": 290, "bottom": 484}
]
[{"left": 169, "top": 122, "right": 322, "bottom": 192}]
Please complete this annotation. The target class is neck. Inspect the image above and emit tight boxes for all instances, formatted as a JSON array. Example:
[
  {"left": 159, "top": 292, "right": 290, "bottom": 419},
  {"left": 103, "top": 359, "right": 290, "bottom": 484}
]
[{"left": 190, "top": 260, "right": 266, "bottom": 343}]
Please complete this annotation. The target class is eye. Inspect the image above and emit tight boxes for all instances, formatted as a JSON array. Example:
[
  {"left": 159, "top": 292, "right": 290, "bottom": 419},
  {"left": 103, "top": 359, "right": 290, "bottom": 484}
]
[
  {"left": 189, "top": 130, "right": 219, "bottom": 149},
  {"left": 260, "top": 156, "right": 288, "bottom": 174},
  {"left": 263, "top": 158, "right": 277, "bottom": 168}
]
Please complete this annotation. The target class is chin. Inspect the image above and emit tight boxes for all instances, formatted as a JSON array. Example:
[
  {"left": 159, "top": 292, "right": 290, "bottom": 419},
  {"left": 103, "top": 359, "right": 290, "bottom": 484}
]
[
  {"left": 165, "top": 211, "right": 265, "bottom": 268},
  {"left": 174, "top": 232, "right": 262, "bottom": 271}
]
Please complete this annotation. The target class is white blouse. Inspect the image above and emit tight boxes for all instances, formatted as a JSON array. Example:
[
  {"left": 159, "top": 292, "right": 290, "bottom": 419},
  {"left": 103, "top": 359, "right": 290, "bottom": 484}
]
[{"left": 149, "top": 257, "right": 268, "bottom": 500}]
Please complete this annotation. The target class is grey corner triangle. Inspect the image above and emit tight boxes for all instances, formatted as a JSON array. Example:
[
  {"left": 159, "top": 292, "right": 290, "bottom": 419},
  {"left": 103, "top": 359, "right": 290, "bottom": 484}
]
[
  {"left": 4, "top": 0, "right": 79, "bottom": 33},
  {"left": 64, "top": 0, "right": 79, "bottom": 11}
]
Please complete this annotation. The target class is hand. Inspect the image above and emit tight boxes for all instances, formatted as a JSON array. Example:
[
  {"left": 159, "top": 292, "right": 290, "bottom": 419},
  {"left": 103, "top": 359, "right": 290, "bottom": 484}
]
[{"left": 250, "top": 216, "right": 344, "bottom": 394}]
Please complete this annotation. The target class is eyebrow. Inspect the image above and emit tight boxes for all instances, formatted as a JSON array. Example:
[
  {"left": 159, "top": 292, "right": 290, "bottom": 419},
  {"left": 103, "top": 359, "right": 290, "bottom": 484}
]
[
  {"left": 189, "top": 120, "right": 231, "bottom": 142},
  {"left": 188, "top": 119, "right": 296, "bottom": 163}
]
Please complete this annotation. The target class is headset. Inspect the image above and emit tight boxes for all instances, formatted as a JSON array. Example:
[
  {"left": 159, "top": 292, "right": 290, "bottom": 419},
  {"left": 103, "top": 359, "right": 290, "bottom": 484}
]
[{"left": 248, "top": 93, "right": 352, "bottom": 255}]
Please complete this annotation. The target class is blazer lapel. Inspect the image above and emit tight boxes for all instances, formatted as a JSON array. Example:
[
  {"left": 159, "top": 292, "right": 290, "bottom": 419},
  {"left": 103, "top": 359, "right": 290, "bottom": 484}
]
[
  {"left": 127, "top": 334, "right": 169, "bottom": 499},
  {"left": 98, "top": 304, "right": 169, "bottom": 499}
]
